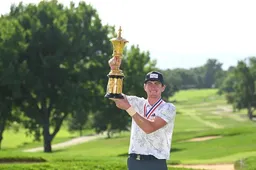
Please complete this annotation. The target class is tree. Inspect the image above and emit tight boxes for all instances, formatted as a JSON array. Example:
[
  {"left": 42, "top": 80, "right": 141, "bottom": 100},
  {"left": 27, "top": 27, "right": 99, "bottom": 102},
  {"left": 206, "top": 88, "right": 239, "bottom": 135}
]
[
  {"left": 162, "top": 69, "right": 182, "bottom": 91},
  {"left": 169, "top": 68, "right": 198, "bottom": 89},
  {"left": 8, "top": 0, "right": 113, "bottom": 152},
  {"left": 190, "top": 66, "right": 205, "bottom": 89},
  {"left": 0, "top": 17, "right": 27, "bottom": 149},
  {"left": 159, "top": 69, "right": 179, "bottom": 100},
  {"left": 67, "top": 99, "right": 89, "bottom": 136},
  {"left": 218, "top": 72, "right": 237, "bottom": 111},
  {"left": 203, "top": 59, "right": 223, "bottom": 88},
  {"left": 220, "top": 57, "right": 256, "bottom": 120},
  {"left": 219, "top": 72, "right": 236, "bottom": 93}
]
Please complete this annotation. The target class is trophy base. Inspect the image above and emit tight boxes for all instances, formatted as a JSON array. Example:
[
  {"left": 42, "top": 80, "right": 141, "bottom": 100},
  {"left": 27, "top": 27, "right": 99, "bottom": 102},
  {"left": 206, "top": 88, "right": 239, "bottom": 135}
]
[{"left": 105, "top": 93, "right": 124, "bottom": 99}]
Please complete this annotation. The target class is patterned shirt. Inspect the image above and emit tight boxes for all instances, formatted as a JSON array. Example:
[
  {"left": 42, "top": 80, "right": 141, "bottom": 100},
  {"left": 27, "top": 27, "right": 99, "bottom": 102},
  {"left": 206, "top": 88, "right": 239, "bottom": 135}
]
[{"left": 126, "top": 95, "right": 176, "bottom": 160}]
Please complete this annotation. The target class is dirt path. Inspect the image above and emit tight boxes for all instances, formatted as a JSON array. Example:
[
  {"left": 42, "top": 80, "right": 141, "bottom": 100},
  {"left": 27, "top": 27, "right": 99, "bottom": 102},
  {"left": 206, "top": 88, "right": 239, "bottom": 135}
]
[
  {"left": 23, "top": 134, "right": 104, "bottom": 152},
  {"left": 170, "top": 163, "right": 234, "bottom": 170},
  {"left": 185, "top": 136, "right": 222, "bottom": 142}
]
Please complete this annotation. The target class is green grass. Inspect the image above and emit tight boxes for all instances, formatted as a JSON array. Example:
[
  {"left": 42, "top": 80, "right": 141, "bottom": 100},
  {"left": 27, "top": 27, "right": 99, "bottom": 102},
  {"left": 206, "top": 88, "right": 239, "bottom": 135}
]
[
  {"left": 171, "top": 125, "right": 256, "bottom": 163},
  {"left": 170, "top": 88, "right": 220, "bottom": 103},
  {"left": 1, "top": 88, "right": 256, "bottom": 170}
]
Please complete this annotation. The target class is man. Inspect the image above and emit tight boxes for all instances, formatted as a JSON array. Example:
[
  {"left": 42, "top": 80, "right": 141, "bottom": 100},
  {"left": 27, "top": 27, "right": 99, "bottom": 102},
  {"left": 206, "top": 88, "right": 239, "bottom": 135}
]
[{"left": 111, "top": 70, "right": 176, "bottom": 170}]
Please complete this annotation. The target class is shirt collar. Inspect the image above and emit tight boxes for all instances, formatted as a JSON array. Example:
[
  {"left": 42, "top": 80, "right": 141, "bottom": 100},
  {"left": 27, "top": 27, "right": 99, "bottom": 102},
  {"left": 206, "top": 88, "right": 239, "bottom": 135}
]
[{"left": 146, "top": 98, "right": 162, "bottom": 107}]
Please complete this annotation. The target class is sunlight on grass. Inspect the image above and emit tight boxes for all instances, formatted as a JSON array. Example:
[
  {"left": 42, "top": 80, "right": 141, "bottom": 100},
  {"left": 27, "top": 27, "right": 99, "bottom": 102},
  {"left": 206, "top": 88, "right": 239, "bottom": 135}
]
[
  {"left": 170, "top": 88, "right": 219, "bottom": 102},
  {"left": 2, "top": 129, "right": 34, "bottom": 149},
  {"left": 2, "top": 128, "right": 95, "bottom": 150}
]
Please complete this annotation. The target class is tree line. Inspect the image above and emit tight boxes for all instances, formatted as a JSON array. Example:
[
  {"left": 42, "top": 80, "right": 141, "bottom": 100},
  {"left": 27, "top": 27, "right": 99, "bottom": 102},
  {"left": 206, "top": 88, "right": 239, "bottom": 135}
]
[{"left": 0, "top": 0, "right": 254, "bottom": 152}]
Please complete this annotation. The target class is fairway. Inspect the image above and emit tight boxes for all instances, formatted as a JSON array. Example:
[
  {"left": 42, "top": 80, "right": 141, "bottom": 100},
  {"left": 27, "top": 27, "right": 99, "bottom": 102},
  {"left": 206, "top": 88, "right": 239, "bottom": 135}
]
[{"left": 1, "top": 89, "right": 256, "bottom": 170}]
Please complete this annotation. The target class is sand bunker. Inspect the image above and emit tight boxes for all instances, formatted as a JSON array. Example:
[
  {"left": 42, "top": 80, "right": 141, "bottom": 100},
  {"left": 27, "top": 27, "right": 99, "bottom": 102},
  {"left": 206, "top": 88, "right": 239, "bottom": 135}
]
[
  {"left": 186, "top": 136, "right": 222, "bottom": 142},
  {"left": 171, "top": 163, "right": 234, "bottom": 170}
]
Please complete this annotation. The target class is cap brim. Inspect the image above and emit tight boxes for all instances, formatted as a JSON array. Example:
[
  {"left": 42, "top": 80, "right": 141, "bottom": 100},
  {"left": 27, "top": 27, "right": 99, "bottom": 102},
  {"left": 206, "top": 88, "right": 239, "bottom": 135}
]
[{"left": 144, "top": 78, "right": 163, "bottom": 84}]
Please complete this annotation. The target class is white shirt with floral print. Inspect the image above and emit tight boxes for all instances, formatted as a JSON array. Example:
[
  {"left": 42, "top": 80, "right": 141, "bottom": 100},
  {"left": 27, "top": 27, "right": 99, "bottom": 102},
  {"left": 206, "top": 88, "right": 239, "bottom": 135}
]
[{"left": 126, "top": 95, "right": 176, "bottom": 160}]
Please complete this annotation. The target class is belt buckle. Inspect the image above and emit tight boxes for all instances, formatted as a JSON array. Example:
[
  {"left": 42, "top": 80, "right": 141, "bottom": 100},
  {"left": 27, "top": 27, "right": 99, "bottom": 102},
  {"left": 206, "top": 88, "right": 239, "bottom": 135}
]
[{"left": 136, "top": 154, "right": 141, "bottom": 160}]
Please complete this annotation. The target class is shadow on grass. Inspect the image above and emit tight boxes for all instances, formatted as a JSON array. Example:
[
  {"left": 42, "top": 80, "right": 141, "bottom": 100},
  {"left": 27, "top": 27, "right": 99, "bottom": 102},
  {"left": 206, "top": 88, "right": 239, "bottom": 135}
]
[
  {"left": 0, "top": 157, "right": 46, "bottom": 163},
  {"left": 17, "top": 142, "right": 35, "bottom": 149},
  {"left": 170, "top": 148, "right": 183, "bottom": 153},
  {"left": 167, "top": 160, "right": 182, "bottom": 165},
  {"left": 117, "top": 153, "right": 128, "bottom": 157},
  {"left": 176, "top": 111, "right": 182, "bottom": 114}
]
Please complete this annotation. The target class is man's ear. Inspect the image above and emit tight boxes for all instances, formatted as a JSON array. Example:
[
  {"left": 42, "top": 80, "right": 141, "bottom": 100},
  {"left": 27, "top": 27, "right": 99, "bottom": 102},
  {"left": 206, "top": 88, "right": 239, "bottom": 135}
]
[{"left": 161, "top": 85, "right": 166, "bottom": 92}]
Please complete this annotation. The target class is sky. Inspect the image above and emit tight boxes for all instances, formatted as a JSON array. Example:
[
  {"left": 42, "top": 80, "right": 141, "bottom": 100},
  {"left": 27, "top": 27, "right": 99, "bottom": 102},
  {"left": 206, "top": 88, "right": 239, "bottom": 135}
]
[{"left": 1, "top": 0, "right": 256, "bottom": 70}]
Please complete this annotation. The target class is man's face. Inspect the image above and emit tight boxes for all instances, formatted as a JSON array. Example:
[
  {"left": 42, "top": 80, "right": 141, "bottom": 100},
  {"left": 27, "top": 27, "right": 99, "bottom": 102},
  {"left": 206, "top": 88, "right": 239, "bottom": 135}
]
[{"left": 144, "top": 81, "right": 166, "bottom": 98}]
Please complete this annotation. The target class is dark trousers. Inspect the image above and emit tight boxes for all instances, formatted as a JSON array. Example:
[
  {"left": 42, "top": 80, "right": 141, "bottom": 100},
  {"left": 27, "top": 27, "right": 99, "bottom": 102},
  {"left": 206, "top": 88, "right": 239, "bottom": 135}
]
[{"left": 127, "top": 157, "right": 167, "bottom": 170}]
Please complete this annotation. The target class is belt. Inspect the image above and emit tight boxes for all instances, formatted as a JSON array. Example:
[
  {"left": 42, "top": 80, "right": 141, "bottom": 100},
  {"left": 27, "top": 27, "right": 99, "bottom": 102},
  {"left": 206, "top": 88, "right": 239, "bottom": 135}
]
[{"left": 129, "top": 154, "right": 159, "bottom": 161}]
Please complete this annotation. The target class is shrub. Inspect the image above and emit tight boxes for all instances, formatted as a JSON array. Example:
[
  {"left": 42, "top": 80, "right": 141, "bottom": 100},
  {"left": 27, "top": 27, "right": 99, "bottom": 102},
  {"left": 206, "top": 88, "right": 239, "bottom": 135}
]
[{"left": 234, "top": 157, "right": 256, "bottom": 170}]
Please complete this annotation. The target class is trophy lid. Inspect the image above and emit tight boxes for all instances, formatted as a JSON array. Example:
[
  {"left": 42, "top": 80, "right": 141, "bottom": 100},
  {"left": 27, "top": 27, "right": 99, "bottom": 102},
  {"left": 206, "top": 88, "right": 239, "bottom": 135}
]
[
  {"left": 110, "top": 26, "right": 128, "bottom": 43},
  {"left": 110, "top": 26, "right": 128, "bottom": 58}
]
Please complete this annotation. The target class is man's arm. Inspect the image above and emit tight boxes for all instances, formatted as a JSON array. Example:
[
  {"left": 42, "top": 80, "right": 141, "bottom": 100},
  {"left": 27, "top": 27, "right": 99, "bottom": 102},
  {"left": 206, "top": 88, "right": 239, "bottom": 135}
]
[
  {"left": 131, "top": 114, "right": 167, "bottom": 134},
  {"left": 112, "top": 96, "right": 167, "bottom": 134}
]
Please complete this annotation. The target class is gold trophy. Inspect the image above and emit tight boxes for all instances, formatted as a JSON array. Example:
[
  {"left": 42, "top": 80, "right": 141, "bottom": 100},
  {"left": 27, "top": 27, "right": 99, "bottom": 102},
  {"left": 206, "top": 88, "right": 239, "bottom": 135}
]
[{"left": 105, "top": 26, "right": 128, "bottom": 99}]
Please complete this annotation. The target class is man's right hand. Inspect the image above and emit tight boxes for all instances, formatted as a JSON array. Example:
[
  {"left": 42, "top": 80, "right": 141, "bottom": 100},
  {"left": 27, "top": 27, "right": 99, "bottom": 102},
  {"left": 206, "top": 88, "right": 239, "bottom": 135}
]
[{"left": 108, "top": 56, "right": 121, "bottom": 70}]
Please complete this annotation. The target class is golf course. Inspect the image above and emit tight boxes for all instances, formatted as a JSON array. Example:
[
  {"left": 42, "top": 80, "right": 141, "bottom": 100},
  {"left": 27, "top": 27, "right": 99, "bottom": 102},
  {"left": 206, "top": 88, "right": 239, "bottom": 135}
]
[{"left": 0, "top": 88, "right": 255, "bottom": 170}]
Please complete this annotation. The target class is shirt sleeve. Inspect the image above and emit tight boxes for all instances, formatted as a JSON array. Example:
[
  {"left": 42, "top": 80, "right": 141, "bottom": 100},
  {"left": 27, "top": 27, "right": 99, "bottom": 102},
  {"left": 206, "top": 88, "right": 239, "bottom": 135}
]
[
  {"left": 126, "top": 95, "right": 145, "bottom": 108},
  {"left": 125, "top": 95, "right": 145, "bottom": 116},
  {"left": 126, "top": 95, "right": 137, "bottom": 105},
  {"left": 156, "top": 103, "right": 176, "bottom": 123}
]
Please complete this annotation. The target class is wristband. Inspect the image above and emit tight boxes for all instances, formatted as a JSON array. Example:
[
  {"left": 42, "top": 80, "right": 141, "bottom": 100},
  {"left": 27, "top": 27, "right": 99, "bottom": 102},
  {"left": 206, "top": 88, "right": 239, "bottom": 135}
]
[{"left": 126, "top": 107, "right": 136, "bottom": 117}]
